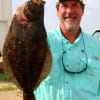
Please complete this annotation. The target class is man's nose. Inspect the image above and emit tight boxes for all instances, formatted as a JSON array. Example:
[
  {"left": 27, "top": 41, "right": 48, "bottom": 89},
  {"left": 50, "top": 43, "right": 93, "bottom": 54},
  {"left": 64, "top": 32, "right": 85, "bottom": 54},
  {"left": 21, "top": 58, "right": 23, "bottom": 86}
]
[{"left": 65, "top": 7, "right": 74, "bottom": 13}]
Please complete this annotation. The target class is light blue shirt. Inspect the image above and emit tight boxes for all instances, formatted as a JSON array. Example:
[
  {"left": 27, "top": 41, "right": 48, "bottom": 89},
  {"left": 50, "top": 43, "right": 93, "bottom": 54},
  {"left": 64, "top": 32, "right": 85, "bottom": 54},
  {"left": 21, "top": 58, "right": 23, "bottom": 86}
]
[{"left": 34, "top": 28, "right": 100, "bottom": 100}]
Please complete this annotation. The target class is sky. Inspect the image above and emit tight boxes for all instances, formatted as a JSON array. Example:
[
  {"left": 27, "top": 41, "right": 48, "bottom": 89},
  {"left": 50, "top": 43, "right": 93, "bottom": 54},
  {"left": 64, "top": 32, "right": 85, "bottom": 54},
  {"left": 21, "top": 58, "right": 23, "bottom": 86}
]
[{"left": 12, "top": 0, "right": 100, "bottom": 35}]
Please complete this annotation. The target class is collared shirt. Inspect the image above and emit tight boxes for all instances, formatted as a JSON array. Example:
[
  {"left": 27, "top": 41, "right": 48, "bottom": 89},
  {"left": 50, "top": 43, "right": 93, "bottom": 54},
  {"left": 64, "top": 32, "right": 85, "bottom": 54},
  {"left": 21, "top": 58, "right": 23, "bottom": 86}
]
[{"left": 34, "top": 28, "right": 100, "bottom": 100}]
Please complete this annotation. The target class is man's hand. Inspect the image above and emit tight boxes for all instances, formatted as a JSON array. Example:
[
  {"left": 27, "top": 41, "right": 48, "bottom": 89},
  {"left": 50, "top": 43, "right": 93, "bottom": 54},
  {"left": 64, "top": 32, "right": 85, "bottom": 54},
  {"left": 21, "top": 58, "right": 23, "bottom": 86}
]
[
  {"left": 15, "top": 4, "right": 29, "bottom": 24},
  {"left": 15, "top": 4, "right": 28, "bottom": 20}
]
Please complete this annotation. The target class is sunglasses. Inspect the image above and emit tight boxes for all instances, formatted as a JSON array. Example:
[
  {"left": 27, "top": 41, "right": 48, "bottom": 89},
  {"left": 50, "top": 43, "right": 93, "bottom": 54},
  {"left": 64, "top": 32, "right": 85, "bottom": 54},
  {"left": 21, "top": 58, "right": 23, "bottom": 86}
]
[{"left": 62, "top": 32, "right": 88, "bottom": 74}]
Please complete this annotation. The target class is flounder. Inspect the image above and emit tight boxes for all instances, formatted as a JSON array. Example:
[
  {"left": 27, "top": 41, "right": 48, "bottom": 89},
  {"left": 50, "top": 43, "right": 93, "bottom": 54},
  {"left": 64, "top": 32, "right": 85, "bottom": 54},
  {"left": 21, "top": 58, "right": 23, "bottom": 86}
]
[{"left": 3, "top": 0, "right": 52, "bottom": 100}]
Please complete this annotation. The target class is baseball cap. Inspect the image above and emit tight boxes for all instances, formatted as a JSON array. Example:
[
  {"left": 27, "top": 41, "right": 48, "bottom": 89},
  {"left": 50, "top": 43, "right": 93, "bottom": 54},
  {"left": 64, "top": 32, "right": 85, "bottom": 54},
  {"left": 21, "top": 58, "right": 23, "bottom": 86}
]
[
  {"left": 56, "top": 0, "right": 84, "bottom": 6},
  {"left": 57, "top": 0, "right": 83, "bottom": 3}
]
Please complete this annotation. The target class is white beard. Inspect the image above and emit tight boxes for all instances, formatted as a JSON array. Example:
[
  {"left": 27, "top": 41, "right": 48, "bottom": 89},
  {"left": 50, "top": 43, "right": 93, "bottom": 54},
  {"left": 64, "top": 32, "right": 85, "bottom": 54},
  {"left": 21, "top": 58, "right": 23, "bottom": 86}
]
[{"left": 64, "top": 21, "right": 78, "bottom": 33}]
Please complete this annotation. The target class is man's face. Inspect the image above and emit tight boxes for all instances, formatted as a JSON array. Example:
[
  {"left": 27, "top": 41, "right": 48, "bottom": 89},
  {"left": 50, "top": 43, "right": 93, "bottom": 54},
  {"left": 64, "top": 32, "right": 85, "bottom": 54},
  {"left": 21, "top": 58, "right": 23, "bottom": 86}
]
[{"left": 57, "top": 0, "right": 84, "bottom": 33}]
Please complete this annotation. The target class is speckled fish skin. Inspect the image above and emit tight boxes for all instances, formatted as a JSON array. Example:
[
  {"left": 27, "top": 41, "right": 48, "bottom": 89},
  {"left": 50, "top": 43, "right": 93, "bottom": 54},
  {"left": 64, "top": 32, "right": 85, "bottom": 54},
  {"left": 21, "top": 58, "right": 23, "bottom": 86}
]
[{"left": 3, "top": 0, "right": 52, "bottom": 100}]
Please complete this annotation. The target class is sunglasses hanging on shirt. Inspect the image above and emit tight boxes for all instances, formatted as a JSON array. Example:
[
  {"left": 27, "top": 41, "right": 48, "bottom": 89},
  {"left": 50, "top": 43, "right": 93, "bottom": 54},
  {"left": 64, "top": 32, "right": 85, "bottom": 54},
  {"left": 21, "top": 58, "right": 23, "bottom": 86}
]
[{"left": 62, "top": 32, "right": 88, "bottom": 74}]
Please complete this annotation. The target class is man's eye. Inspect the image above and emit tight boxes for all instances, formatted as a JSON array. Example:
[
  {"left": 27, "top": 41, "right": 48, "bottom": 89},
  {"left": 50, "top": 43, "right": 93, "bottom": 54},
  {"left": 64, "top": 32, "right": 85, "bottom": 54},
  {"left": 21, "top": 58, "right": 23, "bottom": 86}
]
[
  {"left": 62, "top": 4, "right": 68, "bottom": 8},
  {"left": 72, "top": 4, "right": 78, "bottom": 7},
  {"left": 72, "top": 3, "right": 81, "bottom": 8}
]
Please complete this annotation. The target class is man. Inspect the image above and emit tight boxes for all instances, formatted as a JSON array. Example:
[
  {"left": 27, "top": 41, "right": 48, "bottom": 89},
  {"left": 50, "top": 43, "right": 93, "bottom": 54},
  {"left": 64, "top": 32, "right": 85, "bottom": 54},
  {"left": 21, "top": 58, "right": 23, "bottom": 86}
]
[
  {"left": 15, "top": 0, "right": 100, "bottom": 99},
  {"left": 34, "top": 0, "right": 100, "bottom": 100}
]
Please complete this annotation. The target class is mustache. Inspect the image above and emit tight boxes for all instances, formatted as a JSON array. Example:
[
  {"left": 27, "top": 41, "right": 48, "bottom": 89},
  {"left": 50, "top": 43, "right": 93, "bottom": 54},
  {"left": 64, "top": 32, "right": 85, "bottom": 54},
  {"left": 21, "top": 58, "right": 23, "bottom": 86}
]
[{"left": 64, "top": 13, "right": 77, "bottom": 19}]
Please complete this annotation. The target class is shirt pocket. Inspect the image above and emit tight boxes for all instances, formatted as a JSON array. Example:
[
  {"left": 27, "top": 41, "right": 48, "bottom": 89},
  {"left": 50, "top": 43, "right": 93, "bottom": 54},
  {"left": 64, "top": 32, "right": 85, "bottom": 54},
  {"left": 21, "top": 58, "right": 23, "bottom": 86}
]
[
  {"left": 78, "top": 55, "right": 100, "bottom": 95},
  {"left": 78, "top": 73, "right": 100, "bottom": 96},
  {"left": 88, "top": 56, "right": 100, "bottom": 68}
]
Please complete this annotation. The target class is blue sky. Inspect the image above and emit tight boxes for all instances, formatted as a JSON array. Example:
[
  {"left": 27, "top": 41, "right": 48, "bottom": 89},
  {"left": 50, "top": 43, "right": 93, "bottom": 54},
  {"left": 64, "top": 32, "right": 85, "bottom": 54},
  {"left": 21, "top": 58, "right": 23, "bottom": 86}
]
[{"left": 12, "top": 0, "right": 100, "bottom": 35}]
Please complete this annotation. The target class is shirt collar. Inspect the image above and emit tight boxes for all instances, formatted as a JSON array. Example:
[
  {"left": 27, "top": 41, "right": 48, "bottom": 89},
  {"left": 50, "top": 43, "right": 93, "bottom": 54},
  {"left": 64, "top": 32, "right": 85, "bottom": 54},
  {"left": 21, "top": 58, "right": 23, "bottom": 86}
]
[{"left": 57, "top": 27, "right": 83, "bottom": 45}]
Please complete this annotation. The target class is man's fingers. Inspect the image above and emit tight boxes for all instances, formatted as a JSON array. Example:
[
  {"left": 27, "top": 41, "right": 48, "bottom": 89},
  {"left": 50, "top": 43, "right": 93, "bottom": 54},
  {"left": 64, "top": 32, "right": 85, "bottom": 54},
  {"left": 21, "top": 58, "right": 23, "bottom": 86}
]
[{"left": 15, "top": 4, "right": 27, "bottom": 20}]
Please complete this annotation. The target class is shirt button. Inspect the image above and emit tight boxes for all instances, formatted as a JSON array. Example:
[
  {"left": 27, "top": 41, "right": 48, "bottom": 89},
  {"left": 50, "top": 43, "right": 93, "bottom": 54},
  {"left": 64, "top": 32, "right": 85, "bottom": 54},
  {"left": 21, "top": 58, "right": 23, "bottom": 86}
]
[
  {"left": 69, "top": 48, "right": 71, "bottom": 50},
  {"left": 66, "top": 81, "right": 69, "bottom": 84}
]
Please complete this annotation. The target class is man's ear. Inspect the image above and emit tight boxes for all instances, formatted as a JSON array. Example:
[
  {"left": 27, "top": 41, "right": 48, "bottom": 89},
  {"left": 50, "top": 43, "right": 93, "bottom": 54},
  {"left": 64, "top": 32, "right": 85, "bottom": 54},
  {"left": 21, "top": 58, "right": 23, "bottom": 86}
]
[
  {"left": 56, "top": 6, "right": 60, "bottom": 17},
  {"left": 82, "top": 6, "right": 85, "bottom": 16}
]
